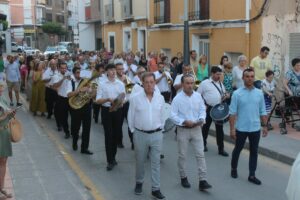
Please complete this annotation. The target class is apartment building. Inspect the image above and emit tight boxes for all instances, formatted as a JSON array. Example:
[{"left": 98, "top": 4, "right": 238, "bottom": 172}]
[{"left": 102, "top": 0, "right": 148, "bottom": 53}]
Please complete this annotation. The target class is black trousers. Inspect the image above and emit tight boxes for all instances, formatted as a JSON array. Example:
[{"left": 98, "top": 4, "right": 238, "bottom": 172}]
[
  {"left": 201, "top": 106, "right": 224, "bottom": 152},
  {"left": 161, "top": 91, "right": 171, "bottom": 103},
  {"left": 70, "top": 103, "right": 92, "bottom": 151},
  {"left": 231, "top": 130, "right": 260, "bottom": 176},
  {"left": 45, "top": 87, "right": 58, "bottom": 118},
  {"left": 101, "top": 106, "right": 123, "bottom": 164},
  {"left": 120, "top": 102, "right": 133, "bottom": 145},
  {"left": 93, "top": 103, "right": 101, "bottom": 123},
  {"left": 54, "top": 96, "right": 70, "bottom": 134}
]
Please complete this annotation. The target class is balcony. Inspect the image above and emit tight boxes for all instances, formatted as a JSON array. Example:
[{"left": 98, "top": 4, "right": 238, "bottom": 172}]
[
  {"left": 105, "top": 4, "right": 114, "bottom": 22},
  {"left": 154, "top": 0, "right": 170, "bottom": 24},
  {"left": 188, "top": 0, "right": 209, "bottom": 21},
  {"left": 85, "top": 6, "right": 91, "bottom": 21},
  {"left": 36, "top": 18, "right": 46, "bottom": 25},
  {"left": 121, "top": 0, "right": 133, "bottom": 20}
]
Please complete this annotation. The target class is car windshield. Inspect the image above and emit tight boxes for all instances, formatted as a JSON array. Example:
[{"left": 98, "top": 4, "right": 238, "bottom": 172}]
[
  {"left": 24, "top": 47, "right": 32, "bottom": 50},
  {"left": 58, "top": 46, "right": 67, "bottom": 50},
  {"left": 46, "top": 47, "right": 56, "bottom": 51}
]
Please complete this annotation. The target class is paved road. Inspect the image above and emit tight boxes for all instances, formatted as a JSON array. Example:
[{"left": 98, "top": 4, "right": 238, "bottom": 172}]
[{"left": 8, "top": 97, "right": 291, "bottom": 200}]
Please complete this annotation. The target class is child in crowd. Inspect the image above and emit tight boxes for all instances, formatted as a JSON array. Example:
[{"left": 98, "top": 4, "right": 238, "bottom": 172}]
[{"left": 262, "top": 70, "right": 276, "bottom": 130}]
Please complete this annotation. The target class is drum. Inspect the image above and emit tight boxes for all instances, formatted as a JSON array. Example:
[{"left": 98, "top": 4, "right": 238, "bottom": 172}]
[
  {"left": 210, "top": 102, "right": 230, "bottom": 125},
  {"left": 254, "top": 80, "right": 262, "bottom": 89}
]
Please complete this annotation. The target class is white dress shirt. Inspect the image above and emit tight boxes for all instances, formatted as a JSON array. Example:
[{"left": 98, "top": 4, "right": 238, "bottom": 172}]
[
  {"left": 127, "top": 64, "right": 138, "bottom": 80},
  {"left": 130, "top": 84, "right": 160, "bottom": 99},
  {"left": 42, "top": 68, "right": 59, "bottom": 87},
  {"left": 154, "top": 71, "right": 172, "bottom": 92},
  {"left": 52, "top": 73, "right": 71, "bottom": 97},
  {"left": 132, "top": 75, "right": 141, "bottom": 85},
  {"left": 128, "top": 90, "right": 165, "bottom": 132},
  {"left": 197, "top": 78, "right": 226, "bottom": 106},
  {"left": 80, "top": 62, "right": 88, "bottom": 70},
  {"left": 171, "top": 91, "right": 206, "bottom": 126},
  {"left": 173, "top": 74, "right": 183, "bottom": 94},
  {"left": 66, "top": 78, "right": 82, "bottom": 95},
  {"left": 96, "top": 78, "right": 125, "bottom": 107}
]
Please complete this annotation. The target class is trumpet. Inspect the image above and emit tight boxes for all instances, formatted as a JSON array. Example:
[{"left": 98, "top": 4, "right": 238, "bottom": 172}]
[
  {"left": 124, "top": 75, "right": 135, "bottom": 94},
  {"left": 191, "top": 67, "right": 201, "bottom": 90},
  {"left": 163, "top": 69, "right": 172, "bottom": 86}
]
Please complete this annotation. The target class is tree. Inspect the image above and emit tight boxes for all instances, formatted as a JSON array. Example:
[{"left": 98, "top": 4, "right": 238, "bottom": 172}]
[
  {"left": 41, "top": 22, "right": 66, "bottom": 35},
  {"left": 0, "top": 20, "right": 8, "bottom": 31}
]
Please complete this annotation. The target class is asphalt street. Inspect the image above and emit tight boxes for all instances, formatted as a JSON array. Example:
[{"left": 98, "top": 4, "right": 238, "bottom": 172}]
[{"left": 8, "top": 97, "right": 291, "bottom": 200}]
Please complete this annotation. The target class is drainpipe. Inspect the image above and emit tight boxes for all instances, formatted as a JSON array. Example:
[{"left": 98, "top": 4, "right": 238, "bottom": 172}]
[
  {"left": 245, "top": 0, "right": 251, "bottom": 59},
  {"left": 183, "top": 0, "right": 190, "bottom": 65}
]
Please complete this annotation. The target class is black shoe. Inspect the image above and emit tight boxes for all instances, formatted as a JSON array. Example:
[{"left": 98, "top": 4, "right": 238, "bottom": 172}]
[
  {"left": 204, "top": 146, "right": 208, "bottom": 152},
  {"left": 81, "top": 150, "right": 93, "bottom": 155},
  {"left": 151, "top": 190, "right": 165, "bottom": 199},
  {"left": 47, "top": 115, "right": 51, "bottom": 119},
  {"left": 134, "top": 183, "right": 143, "bottom": 195},
  {"left": 199, "top": 180, "right": 212, "bottom": 191},
  {"left": 65, "top": 133, "right": 70, "bottom": 139},
  {"left": 9, "top": 102, "right": 13, "bottom": 107},
  {"left": 112, "top": 160, "right": 118, "bottom": 166},
  {"left": 131, "top": 143, "right": 134, "bottom": 150},
  {"left": 218, "top": 151, "right": 229, "bottom": 157},
  {"left": 16, "top": 102, "right": 22, "bottom": 107},
  {"left": 94, "top": 119, "right": 98, "bottom": 123},
  {"left": 181, "top": 177, "right": 191, "bottom": 188},
  {"left": 41, "top": 113, "right": 45, "bottom": 117},
  {"left": 231, "top": 169, "right": 238, "bottom": 178},
  {"left": 160, "top": 154, "right": 165, "bottom": 159},
  {"left": 57, "top": 127, "right": 62, "bottom": 132},
  {"left": 106, "top": 163, "right": 114, "bottom": 171},
  {"left": 117, "top": 144, "right": 125, "bottom": 148},
  {"left": 72, "top": 142, "right": 78, "bottom": 151},
  {"left": 248, "top": 176, "right": 262, "bottom": 185}
]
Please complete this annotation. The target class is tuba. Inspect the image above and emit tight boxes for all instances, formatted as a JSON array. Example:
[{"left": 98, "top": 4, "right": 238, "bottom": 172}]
[{"left": 69, "top": 72, "right": 100, "bottom": 109}]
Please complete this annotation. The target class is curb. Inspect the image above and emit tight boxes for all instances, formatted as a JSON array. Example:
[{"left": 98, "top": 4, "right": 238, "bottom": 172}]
[{"left": 209, "top": 130, "right": 295, "bottom": 166}]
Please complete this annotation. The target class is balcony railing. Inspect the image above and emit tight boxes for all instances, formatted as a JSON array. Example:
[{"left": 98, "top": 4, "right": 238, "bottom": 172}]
[
  {"left": 154, "top": 15, "right": 170, "bottom": 24},
  {"left": 105, "top": 4, "right": 114, "bottom": 22},
  {"left": 188, "top": 10, "right": 209, "bottom": 21},
  {"left": 121, "top": 0, "right": 133, "bottom": 19},
  {"left": 36, "top": 18, "right": 46, "bottom": 25}
]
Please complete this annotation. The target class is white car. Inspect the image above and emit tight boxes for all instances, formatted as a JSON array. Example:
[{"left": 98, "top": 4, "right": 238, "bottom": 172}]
[
  {"left": 24, "top": 47, "right": 40, "bottom": 55},
  {"left": 11, "top": 42, "right": 24, "bottom": 52},
  {"left": 57, "top": 46, "right": 68, "bottom": 54},
  {"left": 44, "top": 46, "right": 59, "bottom": 56}
]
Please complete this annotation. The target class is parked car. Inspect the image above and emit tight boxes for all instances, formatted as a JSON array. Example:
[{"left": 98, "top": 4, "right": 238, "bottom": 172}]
[
  {"left": 57, "top": 45, "right": 68, "bottom": 54},
  {"left": 11, "top": 42, "right": 24, "bottom": 52},
  {"left": 24, "top": 47, "right": 40, "bottom": 55},
  {"left": 44, "top": 46, "right": 59, "bottom": 56},
  {"left": 58, "top": 41, "right": 74, "bottom": 53}
]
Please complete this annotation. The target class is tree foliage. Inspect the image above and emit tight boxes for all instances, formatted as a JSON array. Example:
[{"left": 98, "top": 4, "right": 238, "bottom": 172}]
[
  {"left": 0, "top": 20, "right": 8, "bottom": 31},
  {"left": 41, "top": 22, "right": 66, "bottom": 35}
]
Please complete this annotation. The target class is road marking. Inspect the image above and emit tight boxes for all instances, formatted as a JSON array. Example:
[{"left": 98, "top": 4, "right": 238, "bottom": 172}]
[{"left": 19, "top": 95, "right": 105, "bottom": 200}]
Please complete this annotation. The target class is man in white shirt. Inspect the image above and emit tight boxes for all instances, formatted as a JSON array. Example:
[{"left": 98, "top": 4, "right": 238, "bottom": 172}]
[
  {"left": 53, "top": 62, "right": 71, "bottom": 138},
  {"left": 78, "top": 55, "right": 88, "bottom": 70},
  {"left": 92, "top": 63, "right": 105, "bottom": 124},
  {"left": 42, "top": 59, "right": 59, "bottom": 122},
  {"left": 173, "top": 64, "right": 192, "bottom": 94},
  {"left": 124, "top": 58, "right": 138, "bottom": 80},
  {"left": 171, "top": 74, "right": 212, "bottom": 191},
  {"left": 154, "top": 62, "right": 173, "bottom": 102},
  {"left": 197, "top": 66, "right": 229, "bottom": 156},
  {"left": 96, "top": 64, "right": 126, "bottom": 171},
  {"left": 67, "top": 66, "right": 93, "bottom": 155},
  {"left": 128, "top": 72, "right": 166, "bottom": 199}
]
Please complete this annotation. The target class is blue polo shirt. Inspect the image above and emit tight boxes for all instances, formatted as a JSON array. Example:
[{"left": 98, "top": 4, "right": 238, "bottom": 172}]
[{"left": 229, "top": 86, "right": 267, "bottom": 132}]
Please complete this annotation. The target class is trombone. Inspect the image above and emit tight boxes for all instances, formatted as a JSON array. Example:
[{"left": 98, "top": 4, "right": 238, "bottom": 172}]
[
  {"left": 191, "top": 67, "right": 201, "bottom": 90},
  {"left": 163, "top": 68, "right": 172, "bottom": 86}
]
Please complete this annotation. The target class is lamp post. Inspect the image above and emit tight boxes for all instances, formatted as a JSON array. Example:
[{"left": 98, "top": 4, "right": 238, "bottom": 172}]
[{"left": 183, "top": 0, "right": 190, "bottom": 65}]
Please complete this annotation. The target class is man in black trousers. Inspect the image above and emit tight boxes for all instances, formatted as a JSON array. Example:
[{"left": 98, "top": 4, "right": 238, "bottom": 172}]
[
  {"left": 67, "top": 66, "right": 93, "bottom": 155},
  {"left": 96, "top": 64, "right": 125, "bottom": 171}
]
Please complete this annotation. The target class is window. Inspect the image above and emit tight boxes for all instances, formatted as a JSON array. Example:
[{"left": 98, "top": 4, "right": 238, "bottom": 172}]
[
  {"left": 61, "top": 1, "right": 64, "bottom": 10},
  {"left": 46, "top": 13, "right": 52, "bottom": 22},
  {"left": 154, "top": 0, "right": 170, "bottom": 24},
  {"left": 122, "top": 0, "right": 133, "bottom": 18},
  {"left": 188, "top": 0, "right": 209, "bottom": 21},
  {"left": 46, "top": 0, "right": 52, "bottom": 6},
  {"left": 56, "top": 15, "right": 65, "bottom": 23}
]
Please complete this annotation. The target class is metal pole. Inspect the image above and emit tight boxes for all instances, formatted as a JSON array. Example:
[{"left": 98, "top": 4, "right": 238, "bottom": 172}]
[{"left": 183, "top": 0, "right": 190, "bottom": 65}]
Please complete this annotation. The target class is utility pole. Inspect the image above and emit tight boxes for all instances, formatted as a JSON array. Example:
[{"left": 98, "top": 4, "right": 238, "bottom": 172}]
[{"left": 183, "top": 0, "right": 190, "bottom": 65}]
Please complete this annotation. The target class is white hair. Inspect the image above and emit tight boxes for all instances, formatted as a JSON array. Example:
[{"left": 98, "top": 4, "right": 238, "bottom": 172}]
[{"left": 238, "top": 55, "right": 247, "bottom": 63}]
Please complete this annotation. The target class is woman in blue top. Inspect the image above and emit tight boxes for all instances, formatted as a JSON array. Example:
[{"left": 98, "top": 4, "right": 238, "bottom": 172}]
[{"left": 194, "top": 55, "right": 209, "bottom": 82}]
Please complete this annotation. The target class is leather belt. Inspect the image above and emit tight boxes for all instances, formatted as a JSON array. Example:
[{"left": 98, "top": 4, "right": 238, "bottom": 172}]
[{"left": 135, "top": 128, "right": 162, "bottom": 134}]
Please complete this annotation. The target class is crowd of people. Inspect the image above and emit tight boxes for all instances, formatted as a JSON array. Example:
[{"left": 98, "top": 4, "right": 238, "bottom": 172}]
[{"left": 0, "top": 46, "right": 299, "bottom": 199}]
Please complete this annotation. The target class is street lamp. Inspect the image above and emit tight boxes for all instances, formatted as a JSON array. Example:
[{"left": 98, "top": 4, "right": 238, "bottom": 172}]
[{"left": 183, "top": 0, "right": 190, "bottom": 65}]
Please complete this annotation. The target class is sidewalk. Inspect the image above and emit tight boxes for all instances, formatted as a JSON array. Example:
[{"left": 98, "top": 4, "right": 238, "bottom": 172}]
[{"left": 209, "top": 117, "right": 300, "bottom": 165}]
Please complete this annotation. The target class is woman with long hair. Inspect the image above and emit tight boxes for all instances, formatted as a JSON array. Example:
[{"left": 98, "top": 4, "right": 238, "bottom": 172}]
[{"left": 195, "top": 54, "right": 209, "bottom": 81}]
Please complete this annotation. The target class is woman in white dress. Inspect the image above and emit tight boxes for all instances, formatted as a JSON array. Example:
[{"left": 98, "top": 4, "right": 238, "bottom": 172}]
[{"left": 232, "top": 55, "right": 248, "bottom": 89}]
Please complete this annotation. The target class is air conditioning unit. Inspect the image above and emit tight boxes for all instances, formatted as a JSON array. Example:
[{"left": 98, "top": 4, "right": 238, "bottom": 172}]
[{"left": 131, "top": 22, "right": 137, "bottom": 29}]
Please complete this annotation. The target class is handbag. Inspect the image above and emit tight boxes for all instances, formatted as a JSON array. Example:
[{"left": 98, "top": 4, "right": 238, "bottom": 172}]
[{"left": 9, "top": 118, "right": 23, "bottom": 143}]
